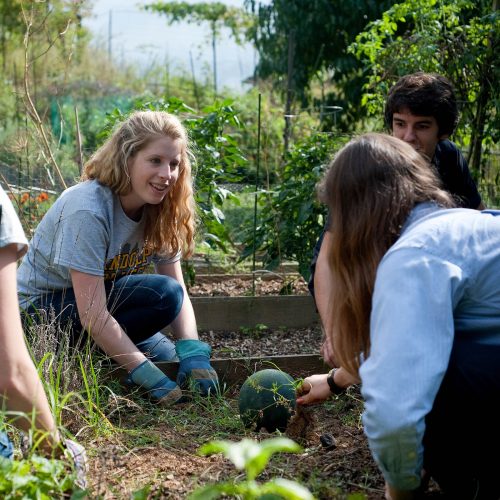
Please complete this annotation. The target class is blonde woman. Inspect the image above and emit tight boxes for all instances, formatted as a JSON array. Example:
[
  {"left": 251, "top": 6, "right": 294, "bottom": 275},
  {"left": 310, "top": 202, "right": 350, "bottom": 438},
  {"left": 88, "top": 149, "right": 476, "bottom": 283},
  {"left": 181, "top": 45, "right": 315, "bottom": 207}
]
[
  {"left": 18, "top": 111, "right": 218, "bottom": 404},
  {"left": 299, "top": 134, "right": 500, "bottom": 499}
]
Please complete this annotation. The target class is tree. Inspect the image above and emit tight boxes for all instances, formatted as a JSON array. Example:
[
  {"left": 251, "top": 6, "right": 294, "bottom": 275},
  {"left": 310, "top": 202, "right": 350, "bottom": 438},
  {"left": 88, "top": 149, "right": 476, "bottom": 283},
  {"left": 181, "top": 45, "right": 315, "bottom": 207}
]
[
  {"left": 245, "top": 0, "right": 397, "bottom": 131},
  {"left": 144, "top": 2, "right": 253, "bottom": 96},
  {"left": 350, "top": 0, "right": 499, "bottom": 179}
]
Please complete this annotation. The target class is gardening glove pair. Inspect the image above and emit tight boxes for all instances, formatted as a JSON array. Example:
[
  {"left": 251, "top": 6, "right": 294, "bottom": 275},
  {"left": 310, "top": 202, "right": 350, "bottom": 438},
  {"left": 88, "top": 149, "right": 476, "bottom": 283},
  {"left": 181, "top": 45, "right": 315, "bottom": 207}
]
[
  {"left": 175, "top": 339, "right": 219, "bottom": 396},
  {"left": 128, "top": 359, "right": 183, "bottom": 405}
]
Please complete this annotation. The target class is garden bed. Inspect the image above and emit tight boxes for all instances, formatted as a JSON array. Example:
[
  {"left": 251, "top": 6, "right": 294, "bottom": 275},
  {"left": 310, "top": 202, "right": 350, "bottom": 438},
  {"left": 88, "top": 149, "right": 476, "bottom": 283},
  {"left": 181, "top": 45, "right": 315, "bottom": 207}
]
[{"left": 74, "top": 277, "right": 444, "bottom": 498}]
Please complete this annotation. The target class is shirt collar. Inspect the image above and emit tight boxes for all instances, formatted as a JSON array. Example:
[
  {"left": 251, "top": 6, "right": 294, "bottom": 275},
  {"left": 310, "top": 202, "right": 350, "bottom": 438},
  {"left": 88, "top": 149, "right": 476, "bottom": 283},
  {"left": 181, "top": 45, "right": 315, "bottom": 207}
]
[{"left": 400, "top": 202, "right": 442, "bottom": 235}]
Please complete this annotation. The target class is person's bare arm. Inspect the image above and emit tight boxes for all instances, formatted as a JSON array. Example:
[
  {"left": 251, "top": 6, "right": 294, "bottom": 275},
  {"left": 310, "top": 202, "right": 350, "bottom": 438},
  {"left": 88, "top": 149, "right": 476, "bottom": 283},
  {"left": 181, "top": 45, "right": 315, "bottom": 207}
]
[
  {"left": 296, "top": 367, "right": 355, "bottom": 405},
  {"left": 0, "top": 244, "right": 60, "bottom": 450},
  {"left": 155, "top": 260, "right": 198, "bottom": 340},
  {"left": 70, "top": 270, "right": 146, "bottom": 371},
  {"left": 314, "top": 231, "right": 337, "bottom": 366}
]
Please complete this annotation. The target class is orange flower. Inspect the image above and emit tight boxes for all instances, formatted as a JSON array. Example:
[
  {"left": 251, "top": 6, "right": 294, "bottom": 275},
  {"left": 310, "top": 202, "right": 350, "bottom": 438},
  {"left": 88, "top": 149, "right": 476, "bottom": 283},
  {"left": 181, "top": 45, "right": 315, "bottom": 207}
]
[
  {"left": 21, "top": 193, "right": 29, "bottom": 204},
  {"left": 37, "top": 192, "right": 49, "bottom": 202}
]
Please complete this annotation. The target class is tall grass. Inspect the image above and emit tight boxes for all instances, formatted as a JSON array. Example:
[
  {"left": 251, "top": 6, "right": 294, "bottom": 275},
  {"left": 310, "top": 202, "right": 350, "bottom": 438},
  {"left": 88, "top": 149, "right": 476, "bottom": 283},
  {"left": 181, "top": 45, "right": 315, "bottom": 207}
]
[{"left": 24, "top": 309, "right": 116, "bottom": 440}]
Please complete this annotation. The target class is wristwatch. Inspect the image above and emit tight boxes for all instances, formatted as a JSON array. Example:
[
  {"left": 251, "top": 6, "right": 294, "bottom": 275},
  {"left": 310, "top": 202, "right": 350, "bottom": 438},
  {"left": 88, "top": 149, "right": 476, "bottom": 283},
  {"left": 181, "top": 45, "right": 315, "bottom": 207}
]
[{"left": 326, "top": 368, "right": 346, "bottom": 395}]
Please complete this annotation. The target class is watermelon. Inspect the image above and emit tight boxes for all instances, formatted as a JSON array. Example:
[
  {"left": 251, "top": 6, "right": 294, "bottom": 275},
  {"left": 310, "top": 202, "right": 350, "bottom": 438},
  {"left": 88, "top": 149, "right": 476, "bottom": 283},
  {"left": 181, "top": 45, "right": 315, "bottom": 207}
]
[{"left": 238, "top": 369, "right": 296, "bottom": 432}]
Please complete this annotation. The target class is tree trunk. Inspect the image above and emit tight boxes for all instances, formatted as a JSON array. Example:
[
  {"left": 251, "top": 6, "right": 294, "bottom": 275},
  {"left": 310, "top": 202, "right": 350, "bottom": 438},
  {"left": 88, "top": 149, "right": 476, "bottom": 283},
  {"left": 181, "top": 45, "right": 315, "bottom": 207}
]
[{"left": 467, "top": 0, "right": 497, "bottom": 178}]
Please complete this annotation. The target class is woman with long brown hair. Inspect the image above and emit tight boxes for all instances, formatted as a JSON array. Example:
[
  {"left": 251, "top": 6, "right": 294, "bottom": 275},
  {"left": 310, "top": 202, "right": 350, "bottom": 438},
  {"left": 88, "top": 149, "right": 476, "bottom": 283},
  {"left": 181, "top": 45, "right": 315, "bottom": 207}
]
[
  {"left": 18, "top": 110, "right": 218, "bottom": 405},
  {"left": 298, "top": 133, "right": 500, "bottom": 499}
]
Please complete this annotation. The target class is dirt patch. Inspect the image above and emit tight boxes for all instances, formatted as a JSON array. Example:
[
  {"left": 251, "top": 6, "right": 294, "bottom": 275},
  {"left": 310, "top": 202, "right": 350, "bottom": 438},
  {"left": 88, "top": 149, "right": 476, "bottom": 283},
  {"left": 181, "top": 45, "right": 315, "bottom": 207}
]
[{"left": 201, "top": 325, "right": 323, "bottom": 359}]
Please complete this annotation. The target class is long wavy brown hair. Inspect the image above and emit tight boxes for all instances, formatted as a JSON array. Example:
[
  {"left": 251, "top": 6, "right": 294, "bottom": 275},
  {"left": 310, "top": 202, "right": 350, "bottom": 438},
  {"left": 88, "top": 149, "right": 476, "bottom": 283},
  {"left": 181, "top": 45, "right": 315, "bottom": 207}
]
[
  {"left": 319, "top": 133, "right": 455, "bottom": 376},
  {"left": 82, "top": 110, "right": 195, "bottom": 257}
]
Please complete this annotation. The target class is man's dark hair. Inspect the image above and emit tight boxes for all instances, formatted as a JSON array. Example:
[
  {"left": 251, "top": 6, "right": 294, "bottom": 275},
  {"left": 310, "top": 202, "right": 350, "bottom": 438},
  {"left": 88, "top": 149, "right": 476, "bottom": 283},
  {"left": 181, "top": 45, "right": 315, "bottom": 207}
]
[{"left": 384, "top": 72, "right": 459, "bottom": 137}]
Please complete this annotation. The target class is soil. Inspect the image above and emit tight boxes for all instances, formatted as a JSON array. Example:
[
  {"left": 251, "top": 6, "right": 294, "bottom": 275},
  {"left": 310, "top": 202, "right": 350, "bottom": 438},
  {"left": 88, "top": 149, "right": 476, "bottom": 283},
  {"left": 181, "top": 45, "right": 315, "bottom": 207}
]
[
  {"left": 188, "top": 273, "right": 310, "bottom": 298},
  {"left": 85, "top": 277, "right": 444, "bottom": 499}
]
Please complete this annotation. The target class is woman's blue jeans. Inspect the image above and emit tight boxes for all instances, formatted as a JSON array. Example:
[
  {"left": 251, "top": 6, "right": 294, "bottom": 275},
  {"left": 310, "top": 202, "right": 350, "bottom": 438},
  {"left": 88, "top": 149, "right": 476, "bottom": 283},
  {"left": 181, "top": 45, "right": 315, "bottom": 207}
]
[
  {"left": 0, "top": 431, "right": 13, "bottom": 459},
  {"left": 25, "top": 274, "right": 183, "bottom": 360}
]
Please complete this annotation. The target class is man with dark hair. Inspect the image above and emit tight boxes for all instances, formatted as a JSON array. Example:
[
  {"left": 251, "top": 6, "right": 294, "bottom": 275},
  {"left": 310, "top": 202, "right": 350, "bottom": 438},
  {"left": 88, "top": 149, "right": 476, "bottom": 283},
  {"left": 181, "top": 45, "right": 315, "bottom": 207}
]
[
  {"left": 313, "top": 72, "right": 484, "bottom": 367},
  {"left": 385, "top": 72, "right": 483, "bottom": 209}
]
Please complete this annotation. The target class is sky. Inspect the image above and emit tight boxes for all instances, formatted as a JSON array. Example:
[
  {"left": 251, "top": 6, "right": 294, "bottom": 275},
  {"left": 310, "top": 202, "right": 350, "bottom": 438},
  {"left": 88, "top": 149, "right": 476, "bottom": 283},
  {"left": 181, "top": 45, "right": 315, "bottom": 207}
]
[{"left": 82, "top": 0, "right": 257, "bottom": 91}]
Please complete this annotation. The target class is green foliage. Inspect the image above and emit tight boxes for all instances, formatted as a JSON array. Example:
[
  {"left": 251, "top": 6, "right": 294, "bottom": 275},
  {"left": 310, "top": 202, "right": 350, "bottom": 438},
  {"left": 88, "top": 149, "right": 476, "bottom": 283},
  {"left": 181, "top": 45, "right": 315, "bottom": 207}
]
[
  {"left": 0, "top": 455, "right": 83, "bottom": 499},
  {"left": 5, "top": 190, "right": 55, "bottom": 236},
  {"left": 242, "top": 131, "right": 347, "bottom": 280},
  {"left": 350, "top": 0, "right": 499, "bottom": 178},
  {"left": 145, "top": 1, "right": 254, "bottom": 42},
  {"left": 190, "top": 437, "right": 314, "bottom": 499},
  {"left": 245, "top": 0, "right": 397, "bottom": 127},
  {"left": 240, "top": 323, "right": 269, "bottom": 338},
  {"left": 97, "top": 96, "right": 247, "bottom": 251}
]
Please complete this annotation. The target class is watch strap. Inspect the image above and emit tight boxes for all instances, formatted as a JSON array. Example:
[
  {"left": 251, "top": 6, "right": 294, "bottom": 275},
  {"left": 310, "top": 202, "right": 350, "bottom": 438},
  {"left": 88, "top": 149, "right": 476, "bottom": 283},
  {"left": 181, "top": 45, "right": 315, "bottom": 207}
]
[{"left": 326, "top": 368, "right": 345, "bottom": 395}]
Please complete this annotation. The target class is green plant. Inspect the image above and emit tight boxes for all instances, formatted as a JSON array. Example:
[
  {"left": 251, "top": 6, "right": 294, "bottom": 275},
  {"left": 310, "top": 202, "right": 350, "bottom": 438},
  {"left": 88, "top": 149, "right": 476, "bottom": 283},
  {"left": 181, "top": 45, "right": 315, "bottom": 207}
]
[
  {"left": 245, "top": 0, "right": 397, "bottom": 131},
  {"left": 240, "top": 323, "right": 269, "bottom": 338},
  {"left": 0, "top": 454, "right": 86, "bottom": 499},
  {"left": 241, "top": 131, "right": 347, "bottom": 280},
  {"left": 189, "top": 437, "right": 314, "bottom": 500},
  {"left": 24, "top": 315, "right": 115, "bottom": 438},
  {"left": 4, "top": 189, "right": 56, "bottom": 236}
]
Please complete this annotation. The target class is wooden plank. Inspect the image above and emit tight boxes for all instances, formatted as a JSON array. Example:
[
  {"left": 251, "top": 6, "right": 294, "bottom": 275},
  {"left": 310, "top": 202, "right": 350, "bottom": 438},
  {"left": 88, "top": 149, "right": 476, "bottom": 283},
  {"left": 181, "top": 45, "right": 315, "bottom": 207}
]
[
  {"left": 110, "top": 354, "right": 329, "bottom": 388},
  {"left": 183, "top": 295, "right": 319, "bottom": 330}
]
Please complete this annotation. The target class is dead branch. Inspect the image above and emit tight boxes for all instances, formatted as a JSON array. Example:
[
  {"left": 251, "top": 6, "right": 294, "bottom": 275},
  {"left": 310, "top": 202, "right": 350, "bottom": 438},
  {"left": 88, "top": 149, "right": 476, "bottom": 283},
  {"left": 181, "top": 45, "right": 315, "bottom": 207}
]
[{"left": 21, "top": 4, "right": 67, "bottom": 190}]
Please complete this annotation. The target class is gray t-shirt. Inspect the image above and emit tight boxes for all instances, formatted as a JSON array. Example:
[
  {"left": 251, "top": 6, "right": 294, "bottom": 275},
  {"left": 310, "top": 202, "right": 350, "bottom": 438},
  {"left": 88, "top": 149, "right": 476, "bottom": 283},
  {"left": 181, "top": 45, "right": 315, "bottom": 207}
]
[
  {"left": 0, "top": 186, "right": 28, "bottom": 258},
  {"left": 17, "top": 180, "right": 179, "bottom": 307}
]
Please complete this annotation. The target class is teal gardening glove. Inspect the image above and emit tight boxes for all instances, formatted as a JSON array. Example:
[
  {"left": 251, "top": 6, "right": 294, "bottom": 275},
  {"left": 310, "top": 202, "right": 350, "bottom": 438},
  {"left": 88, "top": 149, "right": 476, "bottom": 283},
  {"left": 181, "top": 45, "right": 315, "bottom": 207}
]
[
  {"left": 175, "top": 339, "right": 219, "bottom": 396},
  {"left": 128, "top": 359, "right": 182, "bottom": 405}
]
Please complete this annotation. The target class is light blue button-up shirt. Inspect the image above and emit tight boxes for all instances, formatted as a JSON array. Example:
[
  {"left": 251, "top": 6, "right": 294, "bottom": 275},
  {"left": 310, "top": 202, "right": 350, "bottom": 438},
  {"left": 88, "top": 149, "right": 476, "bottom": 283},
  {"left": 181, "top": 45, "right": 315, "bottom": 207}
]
[{"left": 360, "top": 203, "right": 500, "bottom": 490}]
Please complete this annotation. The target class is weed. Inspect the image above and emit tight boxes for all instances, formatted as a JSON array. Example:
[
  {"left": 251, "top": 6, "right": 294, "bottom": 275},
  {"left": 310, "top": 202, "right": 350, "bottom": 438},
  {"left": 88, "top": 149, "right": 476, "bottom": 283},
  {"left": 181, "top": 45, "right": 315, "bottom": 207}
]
[
  {"left": 240, "top": 323, "right": 269, "bottom": 339},
  {"left": 24, "top": 311, "right": 115, "bottom": 437}
]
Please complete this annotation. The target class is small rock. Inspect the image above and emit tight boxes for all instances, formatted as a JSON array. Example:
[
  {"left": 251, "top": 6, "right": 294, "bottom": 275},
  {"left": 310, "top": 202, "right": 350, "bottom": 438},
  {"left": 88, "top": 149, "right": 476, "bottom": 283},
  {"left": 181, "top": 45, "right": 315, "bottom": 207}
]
[{"left": 320, "top": 433, "right": 337, "bottom": 450}]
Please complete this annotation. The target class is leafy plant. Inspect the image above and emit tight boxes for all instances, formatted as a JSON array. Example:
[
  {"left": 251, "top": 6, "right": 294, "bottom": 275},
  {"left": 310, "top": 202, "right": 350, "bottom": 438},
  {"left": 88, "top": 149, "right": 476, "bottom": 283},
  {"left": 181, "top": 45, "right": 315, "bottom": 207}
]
[
  {"left": 241, "top": 131, "right": 347, "bottom": 280},
  {"left": 240, "top": 323, "right": 269, "bottom": 338},
  {"left": 189, "top": 437, "right": 314, "bottom": 499},
  {"left": 4, "top": 189, "right": 56, "bottom": 235},
  {"left": 0, "top": 454, "right": 85, "bottom": 499},
  {"left": 245, "top": 0, "right": 397, "bottom": 130}
]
